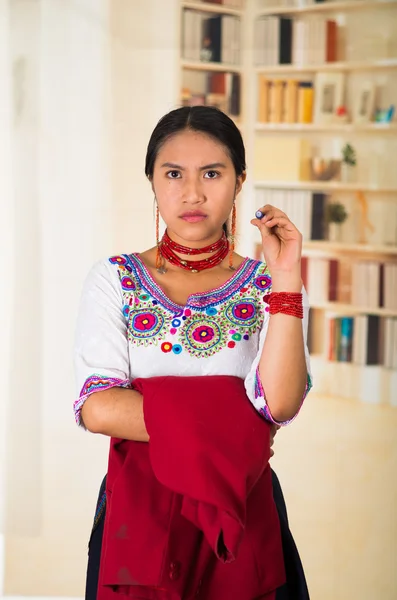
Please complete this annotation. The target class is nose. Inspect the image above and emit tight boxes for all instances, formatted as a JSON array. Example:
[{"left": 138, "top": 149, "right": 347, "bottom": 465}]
[{"left": 182, "top": 175, "right": 204, "bottom": 204}]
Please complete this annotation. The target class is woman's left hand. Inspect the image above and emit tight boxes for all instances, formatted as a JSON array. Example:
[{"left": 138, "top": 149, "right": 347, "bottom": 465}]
[{"left": 251, "top": 204, "right": 302, "bottom": 275}]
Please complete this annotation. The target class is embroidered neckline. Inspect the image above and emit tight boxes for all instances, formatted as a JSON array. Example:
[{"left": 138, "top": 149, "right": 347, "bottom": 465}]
[{"left": 125, "top": 253, "right": 262, "bottom": 313}]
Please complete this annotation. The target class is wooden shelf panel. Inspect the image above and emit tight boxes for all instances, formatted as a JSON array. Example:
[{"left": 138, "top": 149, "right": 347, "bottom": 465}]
[
  {"left": 181, "top": 60, "right": 242, "bottom": 73},
  {"left": 303, "top": 241, "right": 397, "bottom": 255},
  {"left": 310, "top": 301, "right": 397, "bottom": 317},
  {"left": 182, "top": 1, "right": 243, "bottom": 16},
  {"left": 256, "top": 0, "right": 397, "bottom": 17},
  {"left": 254, "top": 180, "right": 397, "bottom": 193},
  {"left": 255, "top": 122, "right": 397, "bottom": 134},
  {"left": 255, "top": 58, "right": 397, "bottom": 73}
]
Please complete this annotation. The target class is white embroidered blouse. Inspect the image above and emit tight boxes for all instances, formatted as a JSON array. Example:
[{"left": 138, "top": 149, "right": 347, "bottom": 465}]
[{"left": 73, "top": 253, "right": 313, "bottom": 427}]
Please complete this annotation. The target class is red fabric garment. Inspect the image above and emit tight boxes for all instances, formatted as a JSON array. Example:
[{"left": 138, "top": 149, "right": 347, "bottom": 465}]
[{"left": 97, "top": 376, "right": 285, "bottom": 600}]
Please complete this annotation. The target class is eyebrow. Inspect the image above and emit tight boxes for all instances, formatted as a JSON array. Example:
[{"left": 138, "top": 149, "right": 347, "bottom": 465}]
[{"left": 160, "top": 162, "right": 227, "bottom": 170}]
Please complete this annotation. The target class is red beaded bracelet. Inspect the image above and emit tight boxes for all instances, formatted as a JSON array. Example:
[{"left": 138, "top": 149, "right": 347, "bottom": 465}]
[{"left": 263, "top": 292, "right": 304, "bottom": 319}]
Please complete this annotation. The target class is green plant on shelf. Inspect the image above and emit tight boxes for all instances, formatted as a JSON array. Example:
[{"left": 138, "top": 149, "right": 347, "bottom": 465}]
[
  {"left": 326, "top": 202, "right": 348, "bottom": 224},
  {"left": 341, "top": 143, "right": 357, "bottom": 167}
]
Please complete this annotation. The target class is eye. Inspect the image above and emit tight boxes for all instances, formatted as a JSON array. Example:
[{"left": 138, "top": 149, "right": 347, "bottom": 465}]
[
  {"left": 204, "top": 170, "right": 219, "bottom": 179},
  {"left": 166, "top": 170, "right": 181, "bottom": 179}
]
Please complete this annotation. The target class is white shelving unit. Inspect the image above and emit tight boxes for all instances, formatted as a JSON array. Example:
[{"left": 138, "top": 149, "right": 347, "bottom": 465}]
[
  {"left": 255, "top": 122, "right": 397, "bottom": 134},
  {"left": 182, "top": 1, "right": 243, "bottom": 16},
  {"left": 255, "top": 58, "right": 397, "bottom": 73},
  {"left": 178, "top": 3, "right": 397, "bottom": 398},
  {"left": 254, "top": 180, "right": 397, "bottom": 193},
  {"left": 303, "top": 240, "right": 397, "bottom": 255},
  {"left": 181, "top": 60, "right": 243, "bottom": 73},
  {"left": 309, "top": 301, "right": 397, "bottom": 317},
  {"left": 256, "top": 0, "right": 397, "bottom": 16}
]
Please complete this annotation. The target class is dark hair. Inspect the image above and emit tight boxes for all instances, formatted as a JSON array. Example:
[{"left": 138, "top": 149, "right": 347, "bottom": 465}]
[{"left": 145, "top": 106, "right": 246, "bottom": 180}]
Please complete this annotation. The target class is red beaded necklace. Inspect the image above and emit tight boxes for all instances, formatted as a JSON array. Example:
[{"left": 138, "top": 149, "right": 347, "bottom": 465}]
[{"left": 156, "top": 230, "right": 229, "bottom": 274}]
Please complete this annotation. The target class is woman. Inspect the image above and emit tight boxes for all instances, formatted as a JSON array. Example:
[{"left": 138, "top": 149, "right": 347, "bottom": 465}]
[{"left": 74, "top": 106, "right": 312, "bottom": 599}]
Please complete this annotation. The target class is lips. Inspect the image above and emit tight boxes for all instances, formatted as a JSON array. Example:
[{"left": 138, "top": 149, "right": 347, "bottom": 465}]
[{"left": 180, "top": 211, "right": 207, "bottom": 222}]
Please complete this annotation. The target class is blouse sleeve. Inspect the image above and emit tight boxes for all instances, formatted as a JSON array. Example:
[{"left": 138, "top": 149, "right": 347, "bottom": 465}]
[
  {"left": 244, "top": 285, "right": 313, "bottom": 426},
  {"left": 73, "top": 258, "right": 131, "bottom": 428}
]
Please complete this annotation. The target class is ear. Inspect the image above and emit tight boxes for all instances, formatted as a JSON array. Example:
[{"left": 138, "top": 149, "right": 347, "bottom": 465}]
[{"left": 235, "top": 171, "right": 246, "bottom": 197}]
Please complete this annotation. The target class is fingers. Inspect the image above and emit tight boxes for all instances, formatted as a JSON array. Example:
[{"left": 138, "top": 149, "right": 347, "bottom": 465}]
[{"left": 252, "top": 205, "right": 301, "bottom": 237}]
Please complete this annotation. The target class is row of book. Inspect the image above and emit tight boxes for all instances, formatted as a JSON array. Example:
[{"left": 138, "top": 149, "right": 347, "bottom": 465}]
[
  {"left": 258, "top": 76, "right": 314, "bottom": 124},
  {"left": 255, "top": 189, "right": 330, "bottom": 242},
  {"left": 254, "top": 15, "right": 337, "bottom": 66},
  {"left": 324, "top": 315, "right": 397, "bottom": 370},
  {"left": 182, "top": 11, "right": 241, "bottom": 64},
  {"left": 181, "top": 72, "right": 241, "bottom": 116},
  {"left": 255, "top": 187, "right": 397, "bottom": 247},
  {"left": 301, "top": 256, "right": 397, "bottom": 311}
]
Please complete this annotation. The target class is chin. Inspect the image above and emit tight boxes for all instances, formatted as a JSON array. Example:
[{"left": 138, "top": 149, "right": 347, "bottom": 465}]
[{"left": 172, "top": 222, "right": 222, "bottom": 244}]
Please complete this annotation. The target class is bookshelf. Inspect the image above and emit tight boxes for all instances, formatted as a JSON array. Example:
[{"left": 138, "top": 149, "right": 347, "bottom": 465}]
[
  {"left": 181, "top": 60, "right": 243, "bottom": 73},
  {"left": 178, "top": 1, "right": 397, "bottom": 403},
  {"left": 303, "top": 241, "right": 397, "bottom": 256},
  {"left": 182, "top": 1, "right": 243, "bottom": 16},
  {"left": 249, "top": 0, "right": 397, "bottom": 402},
  {"left": 256, "top": 0, "right": 397, "bottom": 16},
  {"left": 310, "top": 301, "right": 397, "bottom": 318},
  {"left": 179, "top": 1, "right": 244, "bottom": 122},
  {"left": 255, "top": 122, "right": 397, "bottom": 133},
  {"left": 255, "top": 58, "right": 397, "bottom": 73},
  {"left": 255, "top": 181, "right": 397, "bottom": 193}
]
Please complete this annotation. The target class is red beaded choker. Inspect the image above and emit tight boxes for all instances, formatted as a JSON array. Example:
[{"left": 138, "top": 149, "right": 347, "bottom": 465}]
[{"left": 156, "top": 231, "right": 229, "bottom": 274}]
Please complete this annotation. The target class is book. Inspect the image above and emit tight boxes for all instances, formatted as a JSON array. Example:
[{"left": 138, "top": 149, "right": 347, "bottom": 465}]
[
  {"left": 326, "top": 20, "right": 337, "bottom": 63},
  {"left": 310, "top": 193, "right": 326, "bottom": 240},
  {"left": 258, "top": 75, "right": 270, "bottom": 123},
  {"left": 297, "top": 81, "right": 314, "bottom": 124}
]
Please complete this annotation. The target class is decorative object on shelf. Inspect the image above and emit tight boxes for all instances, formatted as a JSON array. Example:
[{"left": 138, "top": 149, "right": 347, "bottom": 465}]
[
  {"left": 310, "top": 157, "right": 341, "bottom": 181},
  {"left": 335, "top": 105, "right": 349, "bottom": 123},
  {"left": 355, "top": 190, "right": 375, "bottom": 244},
  {"left": 375, "top": 104, "right": 395, "bottom": 123},
  {"left": 341, "top": 142, "right": 357, "bottom": 182},
  {"left": 353, "top": 81, "right": 375, "bottom": 123},
  {"left": 326, "top": 201, "right": 348, "bottom": 242},
  {"left": 313, "top": 72, "right": 346, "bottom": 124},
  {"left": 200, "top": 34, "right": 214, "bottom": 62}
]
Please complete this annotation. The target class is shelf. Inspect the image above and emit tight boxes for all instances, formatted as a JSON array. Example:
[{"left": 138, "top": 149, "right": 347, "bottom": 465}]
[
  {"left": 310, "top": 301, "right": 397, "bottom": 317},
  {"left": 256, "top": 0, "right": 397, "bottom": 17},
  {"left": 255, "top": 58, "right": 397, "bottom": 74},
  {"left": 182, "top": 1, "right": 243, "bottom": 16},
  {"left": 303, "top": 241, "right": 397, "bottom": 255},
  {"left": 254, "top": 180, "right": 397, "bottom": 193},
  {"left": 255, "top": 122, "right": 397, "bottom": 134},
  {"left": 181, "top": 60, "right": 242, "bottom": 73}
]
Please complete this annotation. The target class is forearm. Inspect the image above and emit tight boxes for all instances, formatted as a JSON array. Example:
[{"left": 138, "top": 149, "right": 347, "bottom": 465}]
[
  {"left": 258, "top": 270, "right": 307, "bottom": 423},
  {"left": 81, "top": 387, "right": 149, "bottom": 441}
]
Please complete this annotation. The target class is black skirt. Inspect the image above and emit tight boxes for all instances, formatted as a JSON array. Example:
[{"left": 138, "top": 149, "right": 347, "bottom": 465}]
[{"left": 85, "top": 470, "right": 310, "bottom": 600}]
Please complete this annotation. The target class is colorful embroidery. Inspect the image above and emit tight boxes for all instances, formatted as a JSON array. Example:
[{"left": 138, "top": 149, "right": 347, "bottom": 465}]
[
  {"left": 74, "top": 375, "right": 131, "bottom": 425},
  {"left": 255, "top": 369, "right": 313, "bottom": 426},
  {"left": 107, "top": 254, "right": 272, "bottom": 358},
  {"left": 226, "top": 299, "right": 257, "bottom": 328},
  {"left": 182, "top": 316, "right": 227, "bottom": 358},
  {"left": 253, "top": 274, "right": 272, "bottom": 291}
]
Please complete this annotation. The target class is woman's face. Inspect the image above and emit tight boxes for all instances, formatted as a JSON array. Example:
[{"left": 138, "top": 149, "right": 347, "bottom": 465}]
[{"left": 151, "top": 129, "right": 245, "bottom": 246}]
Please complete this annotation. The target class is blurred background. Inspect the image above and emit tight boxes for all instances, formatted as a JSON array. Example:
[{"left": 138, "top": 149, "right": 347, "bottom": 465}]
[{"left": 0, "top": 0, "right": 396, "bottom": 598}]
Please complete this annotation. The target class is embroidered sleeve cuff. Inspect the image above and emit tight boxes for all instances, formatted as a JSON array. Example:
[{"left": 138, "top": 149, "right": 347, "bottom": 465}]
[
  {"left": 74, "top": 375, "right": 131, "bottom": 428},
  {"left": 255, "top": 368, "right": 313, "bottom": 426}
]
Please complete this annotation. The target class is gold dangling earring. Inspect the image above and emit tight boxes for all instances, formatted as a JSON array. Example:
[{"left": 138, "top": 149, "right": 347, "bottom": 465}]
[{"left": 229, "top": 202, "right": 236, "bottom": 271}]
